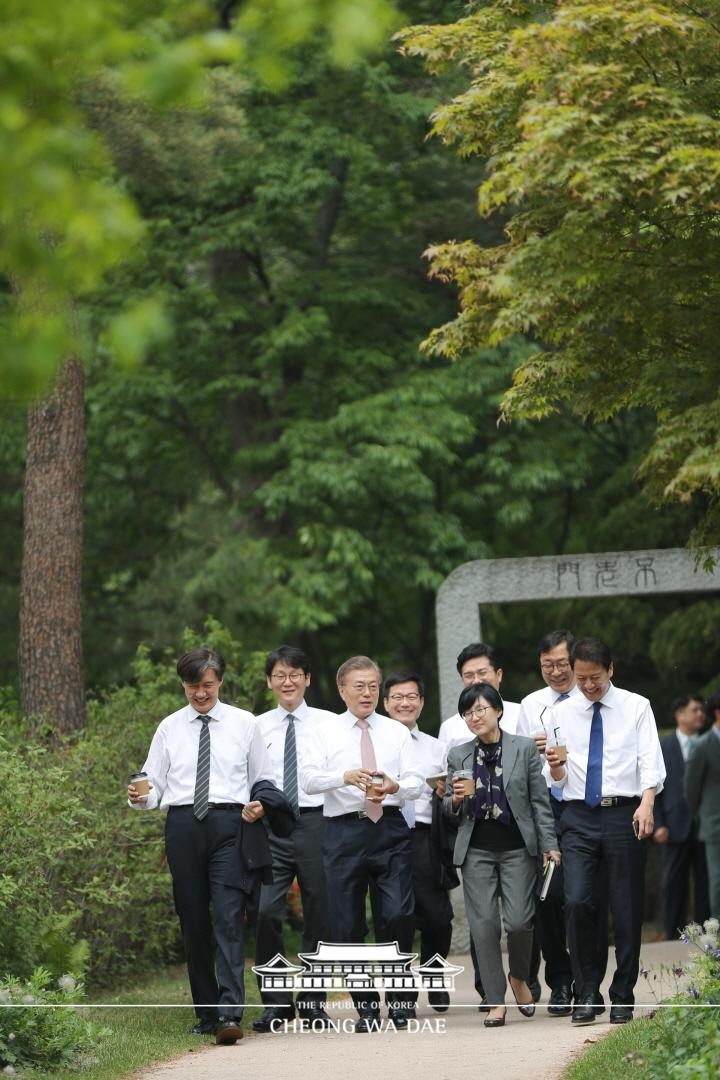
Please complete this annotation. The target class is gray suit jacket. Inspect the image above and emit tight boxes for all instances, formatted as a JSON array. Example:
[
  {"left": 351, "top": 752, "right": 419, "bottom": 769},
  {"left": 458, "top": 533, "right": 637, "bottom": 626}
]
[
  {"left": 685, "top": 728, "right": 720, "bottom": 845},
  {"left": 444, "top": 734, "right": 557, "bottom": 866}
]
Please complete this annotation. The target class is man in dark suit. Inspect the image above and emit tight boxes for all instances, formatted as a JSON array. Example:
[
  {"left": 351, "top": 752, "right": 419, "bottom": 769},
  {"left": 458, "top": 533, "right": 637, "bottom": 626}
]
[
  {"left": 654, "top": 695, "right": 709, "bottom": 939},
  {"left": 685, "top": 690, "right": 720, "bottom": 920}
]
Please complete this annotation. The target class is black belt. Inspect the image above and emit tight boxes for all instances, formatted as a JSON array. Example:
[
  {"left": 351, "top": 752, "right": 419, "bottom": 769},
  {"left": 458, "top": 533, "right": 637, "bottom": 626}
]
[
  {"left": 170, "top": 802, "right": 244, "bottom": 811},
  {"left": 569, "top": 796, "right": 638, "bottom": 808},
  {"left": 333, "top": 806, "right": 404, "bottom": 820},
  {"left": 298, "top": 806, "right": 323, "bottom": 815},
  {"left": 413, "top": 822, "right": 431, "bottom": 831}
]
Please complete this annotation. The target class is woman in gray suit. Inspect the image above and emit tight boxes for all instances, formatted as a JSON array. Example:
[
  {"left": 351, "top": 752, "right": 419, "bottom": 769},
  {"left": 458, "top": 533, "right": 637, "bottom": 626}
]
[{"left": 445, "top": 682, "right": 560, "bottom": 1027}]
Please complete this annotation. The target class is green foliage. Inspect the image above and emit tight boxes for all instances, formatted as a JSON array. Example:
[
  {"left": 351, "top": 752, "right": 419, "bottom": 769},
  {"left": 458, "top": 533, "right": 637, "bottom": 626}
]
[
  {"left": 0, "top": 969, "right": 99, "bottom": 1072},
  {"left": 398, "top": 1, "right": 720, "bottom": 549},
  {"left": 0, "top": 0, "right": 402, "bottom": 396}
]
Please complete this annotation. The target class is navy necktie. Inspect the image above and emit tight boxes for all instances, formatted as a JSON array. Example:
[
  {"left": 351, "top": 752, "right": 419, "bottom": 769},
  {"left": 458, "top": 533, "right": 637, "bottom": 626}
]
[
  {"left": 585, "top": 702, "right": 603, "bottom": 807},
  {"left": 550, "top": 693, "right": 569, "bottom": 802}
]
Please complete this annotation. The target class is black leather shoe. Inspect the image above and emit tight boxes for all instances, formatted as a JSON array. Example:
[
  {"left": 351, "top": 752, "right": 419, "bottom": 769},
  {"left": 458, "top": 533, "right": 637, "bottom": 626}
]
[
  {"left": 594, "top": 992, "right": 606, "bottom": 1016},
  {"left": 477, "top": 997, "right": 490, "bottom": 1012},
  {"left": 215, "top": 1016, "right": 243, "bottom": 1044},
  {"left": 355, "top": 1013, "right": 380, "bottom": 1033},
  {"left": 189, "top": 1020, "right": 215, "bottom": 1034},
  {"left": 508, "top": 974, "right": 536, "bottom": 1017},
  {"left": 609, "top": 1005, "right": 634, "bottom": 1024},
  {"left": 428, "top": 990, "right": 450, "bottom": 1013},
  {"left": 571, "top": 996, "right": 597, "bottom": 1025},
  {"left": 388, "top": 1005, "right": 416, "bottom": 1029},
  {"left": 547, "top": 985, "right": 573, "bottom": 1017},
  {"left": 529, "top": 979, "right": 542, "bottom": 1004},
  {"left": 252, "top": 1006, "right": 294, "bottom": 1033},
  {"left": 297, "top": 1003, "right": 332, "bottom": 1027}
]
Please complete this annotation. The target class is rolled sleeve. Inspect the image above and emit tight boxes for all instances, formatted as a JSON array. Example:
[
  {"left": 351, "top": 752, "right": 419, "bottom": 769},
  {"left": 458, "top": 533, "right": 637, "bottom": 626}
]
[{"left": 637, "top": 703, "right": 666, "bottom": 795}]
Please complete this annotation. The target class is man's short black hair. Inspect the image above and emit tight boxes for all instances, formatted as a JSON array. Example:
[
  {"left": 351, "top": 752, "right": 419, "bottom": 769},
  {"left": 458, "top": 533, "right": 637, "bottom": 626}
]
[
  {"left": 671, "top": 694, "right": 704, "bottom": 718},
  {"left": 455, "top": 643, "right": 501, "bottom": 675},
  {"left": 570, "top": 637, "right": 612, "bottom": 670},
  {"left": 265, "top": 645, "right": 311, "bottom": 678},
  {"left": 383, "top": 671, "right": 425, "bottom": 699},
  {"left": 177, "top": 647, "right": 225, "bottom": 684},
  {"left": 538, "top": 629, "right": 576, "bottom": 658}
]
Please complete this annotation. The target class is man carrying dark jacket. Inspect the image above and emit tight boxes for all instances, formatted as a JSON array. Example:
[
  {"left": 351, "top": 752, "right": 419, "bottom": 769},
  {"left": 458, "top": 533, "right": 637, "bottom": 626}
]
[{"left": 127, "top": 647, "right": 285, "bottom": 1044}]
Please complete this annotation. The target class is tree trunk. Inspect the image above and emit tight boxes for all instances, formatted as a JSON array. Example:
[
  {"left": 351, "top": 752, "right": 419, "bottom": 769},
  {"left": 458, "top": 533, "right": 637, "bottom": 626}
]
[{"left": 19, "top": 359, "right": 86, "bottom": 733}]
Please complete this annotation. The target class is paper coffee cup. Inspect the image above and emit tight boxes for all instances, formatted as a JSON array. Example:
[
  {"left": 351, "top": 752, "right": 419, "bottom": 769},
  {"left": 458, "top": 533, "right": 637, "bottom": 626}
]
[
  {"left": 129, "top": 771, "right": 150, "bottom": 796},
  {"left": 367, "top": 771, "right": 384, "bottom": 797},
  {"left": 455, "top": 770, "right": 476, "bottom": 797}
]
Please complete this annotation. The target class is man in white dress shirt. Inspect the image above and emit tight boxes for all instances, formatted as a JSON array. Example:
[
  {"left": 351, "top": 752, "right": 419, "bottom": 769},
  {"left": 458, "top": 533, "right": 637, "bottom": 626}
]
[
  {"left": 438, "top": 642, "right": 520, "bottom": 751},
  {"left": 545, "top": 637, "right": 666, "bottom": 1026},
  {"left": 517, "top": 629, "right": 608, "bottom": 1016},
  {"left": 383, "top": 671, "right": 453, "bottom": 1014},
  {"left": 127, "top": 648, "right": 274, "bottom": 1044},
  {"left": 300, "top": 656, "right": 424, "bottom": 1032},
  {"left": 253, "top": 645, "right": 336, "bottom": 1032}
]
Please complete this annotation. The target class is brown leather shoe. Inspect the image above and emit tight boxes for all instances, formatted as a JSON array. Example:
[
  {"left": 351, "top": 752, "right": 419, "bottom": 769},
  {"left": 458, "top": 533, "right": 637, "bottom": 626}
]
[
  {"left": 483, "top": 1008, "right": 506, "bottom": 1028},
  {"left": 215, "top": 1016, "right": 243, "bottom": 1044}
]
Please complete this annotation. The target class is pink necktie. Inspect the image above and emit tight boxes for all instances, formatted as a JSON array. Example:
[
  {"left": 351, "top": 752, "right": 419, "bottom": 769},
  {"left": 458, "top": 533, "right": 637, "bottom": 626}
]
[{"left": 356, "top": 718, "right": 383, "bottom": 822}]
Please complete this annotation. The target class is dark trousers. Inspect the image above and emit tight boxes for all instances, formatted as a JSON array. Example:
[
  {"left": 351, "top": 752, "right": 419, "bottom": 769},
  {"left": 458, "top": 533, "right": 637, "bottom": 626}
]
[
  {"left": 660, "top": 830, "right": 710, "bottom": 940},
  {"left": 535, "top": 798, "right": 609, "bottom": 993},
  {"left": 255, "top": 809, "right": 328, "bottom": 1009},
  {"left": 373, "top": 825, "right": 453, "bottom": 1004},
  {"left": 561, "top": 800, "right": 645, "bottom": 1005},
  {"left": 165, "top": 806, "right": 250, "bottom": 1023},
  {"left": 324, "top": 812, "right": 414, "bottom": 1015}
]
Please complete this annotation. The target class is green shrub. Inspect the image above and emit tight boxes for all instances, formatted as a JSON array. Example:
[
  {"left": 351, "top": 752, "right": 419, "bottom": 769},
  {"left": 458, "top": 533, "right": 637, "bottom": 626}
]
[
  {"left": 0, "top": 619, "right": 271, "bottom": 986},
  {"left": 626, "top": 920, "right": 720, "bottom": 1079},
  {"left": 0, "top": 969, "right": 100, "bottom": 1072}
]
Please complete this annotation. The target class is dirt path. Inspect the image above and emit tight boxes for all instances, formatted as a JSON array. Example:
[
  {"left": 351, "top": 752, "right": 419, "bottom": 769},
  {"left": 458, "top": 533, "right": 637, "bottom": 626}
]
[{"left": 135, "top": 941, "right": 690, "bottom": 1080}]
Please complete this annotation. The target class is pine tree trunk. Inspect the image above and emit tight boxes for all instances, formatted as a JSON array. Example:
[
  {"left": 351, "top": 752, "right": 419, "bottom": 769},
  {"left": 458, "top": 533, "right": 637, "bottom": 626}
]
[{"left": 19, "top": 358, "right": 86, "bottom": 733}]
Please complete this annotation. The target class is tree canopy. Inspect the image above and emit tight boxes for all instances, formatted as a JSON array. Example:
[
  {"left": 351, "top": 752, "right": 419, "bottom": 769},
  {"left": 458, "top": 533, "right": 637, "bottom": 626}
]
[{"left": 398, "top": 1, "right": 720, "bottom": 553}]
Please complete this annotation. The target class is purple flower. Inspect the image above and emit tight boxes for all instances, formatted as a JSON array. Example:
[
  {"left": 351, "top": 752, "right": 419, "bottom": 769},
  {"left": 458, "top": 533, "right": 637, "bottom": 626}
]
[
  {"left": 690, "top": 987, "right": 700, "bottom": 999},
  {"left": 672, "top": 967, "right": 684, "bottom": 976}
]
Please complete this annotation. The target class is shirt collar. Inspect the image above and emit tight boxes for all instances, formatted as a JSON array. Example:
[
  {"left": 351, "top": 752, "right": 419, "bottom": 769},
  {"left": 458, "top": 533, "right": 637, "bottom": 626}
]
[
  {"left": 282, "top": 699, "right": 308, "bottom": 721},
  {"left": 344, "top": 709, "right": 379, "bottom": 727},
  {"left": 579, "top": 682, "right": 616, "bottom": 712},
  {"left": 186, "top": 700, "right": 225, "bottom": 722}
]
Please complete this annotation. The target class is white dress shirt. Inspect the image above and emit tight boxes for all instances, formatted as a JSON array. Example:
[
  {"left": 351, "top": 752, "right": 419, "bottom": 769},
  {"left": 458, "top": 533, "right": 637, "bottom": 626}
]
[
  {"left": 256, "top": 700, "right": 336, "bottom": 809},
  {"left": 675, "top": 729, "right": 694, "bottom": 763},
  {"left": 131, "top": 700, "right": 273, "bottom": 810},
  {"left": 542, "top": 683, "right": 666, "bottom": 799},
  {"left": 404, "top": 726, "right": 447, "bottom": 825},
  {"left": 300, "top": 710, "right": 425, "bottom": 817},
  {"left": 438, "top": 700, "right": 520, "bottom": 751}
]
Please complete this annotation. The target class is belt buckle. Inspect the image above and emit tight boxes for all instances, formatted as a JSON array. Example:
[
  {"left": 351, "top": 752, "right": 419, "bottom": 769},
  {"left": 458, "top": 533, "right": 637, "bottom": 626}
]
[{"left": 600, "top": 797, "right": 613, "bottom": 808}]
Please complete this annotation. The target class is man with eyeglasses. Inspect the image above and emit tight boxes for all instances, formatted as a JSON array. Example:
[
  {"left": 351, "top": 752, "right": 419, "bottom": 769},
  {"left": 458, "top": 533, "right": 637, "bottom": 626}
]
[
  {"left": 438, "top": 643, "right": 521, "bottom": 752},
  {"left": 301, "top": 656, "right": 424, "bottom": 1032},
  {"left": 253, "top": 646, "right": 337, "bottom": 1032},
  {"left": 383, "top": 671, "right": 454, "bottom": 1014},
  {"left": 545, "top": 637, "right": 665, "bottom": 1026},
  {"left": 518, "top": 630, "right": 608, "bottom": 1017}
]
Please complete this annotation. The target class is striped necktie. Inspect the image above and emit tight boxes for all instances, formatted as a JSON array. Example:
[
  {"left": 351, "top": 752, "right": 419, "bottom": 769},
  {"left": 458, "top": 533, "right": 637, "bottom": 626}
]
[
  {"left": 283, "top": 713, "right": 300, "bottom": 817},
  {"left": 193, "top": 715, "right": 212, "bottom": 820}
]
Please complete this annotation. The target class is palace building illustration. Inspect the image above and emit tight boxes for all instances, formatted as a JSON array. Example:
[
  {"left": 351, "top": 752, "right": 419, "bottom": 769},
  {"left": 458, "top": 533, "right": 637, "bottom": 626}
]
[{"left": 252, "top": 942, "right": 464, "bottom": 994}]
